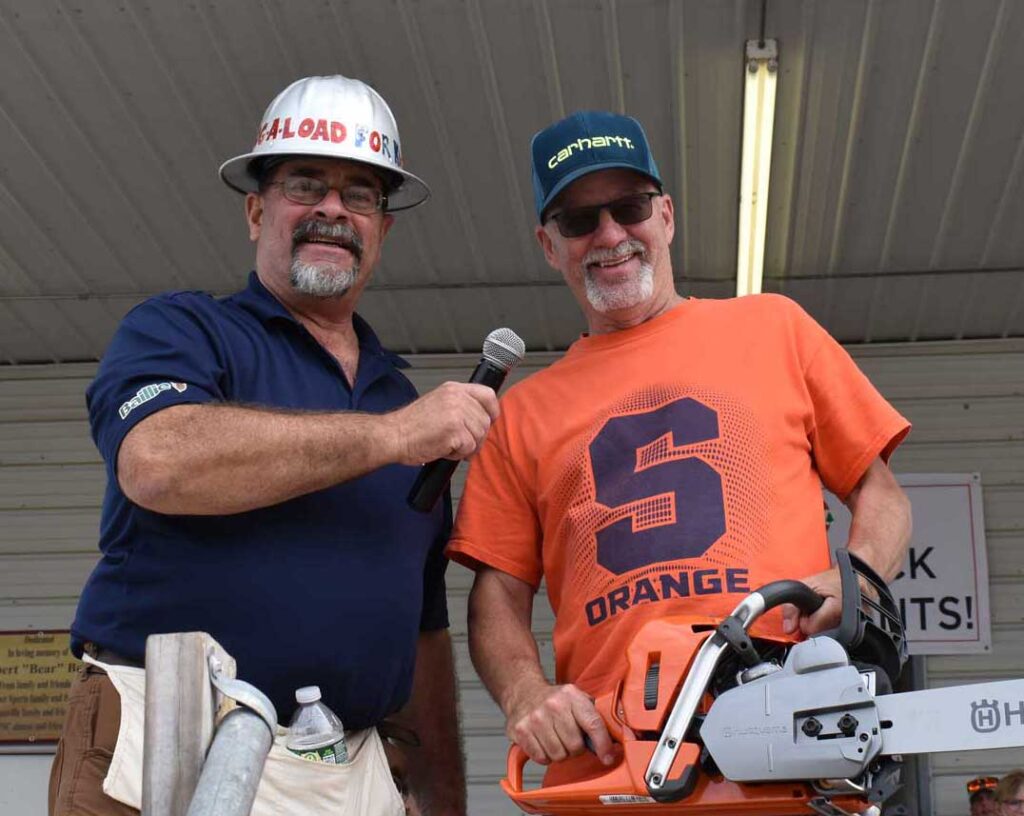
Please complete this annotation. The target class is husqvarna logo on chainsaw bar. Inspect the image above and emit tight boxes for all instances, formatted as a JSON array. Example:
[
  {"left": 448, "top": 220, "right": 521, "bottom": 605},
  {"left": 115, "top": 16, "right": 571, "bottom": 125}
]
[
  {"left": 970, "top": 698, "right": 1024, "bottom": 733},
  {"left": 972, "top": 699, "right": 1000, "bottom": 732}
]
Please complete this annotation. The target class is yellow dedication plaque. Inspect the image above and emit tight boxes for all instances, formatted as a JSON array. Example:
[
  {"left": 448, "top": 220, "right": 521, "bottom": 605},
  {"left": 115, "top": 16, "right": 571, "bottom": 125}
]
[{"left": 0, "top": 631, "right": 77, "bottom": 745}]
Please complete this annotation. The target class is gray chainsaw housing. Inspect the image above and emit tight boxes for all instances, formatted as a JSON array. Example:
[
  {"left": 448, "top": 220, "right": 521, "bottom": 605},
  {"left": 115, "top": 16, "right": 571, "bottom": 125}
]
[{"left": 701, "top": 637, "right": 884, "bottom": 782}]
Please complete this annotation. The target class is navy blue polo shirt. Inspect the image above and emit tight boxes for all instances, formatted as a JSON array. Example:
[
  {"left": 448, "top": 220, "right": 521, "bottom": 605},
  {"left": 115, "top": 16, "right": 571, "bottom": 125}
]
[{"left": 73, "top": 272, "right": 450, "bottom": 728}]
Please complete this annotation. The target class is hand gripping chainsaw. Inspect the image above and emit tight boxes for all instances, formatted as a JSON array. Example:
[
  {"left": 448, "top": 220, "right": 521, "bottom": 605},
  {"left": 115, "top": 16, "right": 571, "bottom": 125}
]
[{"left": 503, "top": 550, "right": 1024, "bottom": 815}]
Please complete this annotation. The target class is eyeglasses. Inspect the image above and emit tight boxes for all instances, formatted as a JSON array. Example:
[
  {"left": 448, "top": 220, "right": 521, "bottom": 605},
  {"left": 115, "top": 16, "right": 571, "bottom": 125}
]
[
  {"left": 546, "top": 191, "right": 660, "bottom": 238},
  {"left": 968, "top": 777, "right": 999, "bottom": 794},
  {"left": 267, "top": 176, "right": 388, "bottom": 214}
]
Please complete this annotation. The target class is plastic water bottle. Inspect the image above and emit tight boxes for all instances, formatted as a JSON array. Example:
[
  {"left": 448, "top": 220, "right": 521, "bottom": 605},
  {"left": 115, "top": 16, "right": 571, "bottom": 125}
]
[{"left": 286, "top": 686, "right": 348, "bottom": 764}]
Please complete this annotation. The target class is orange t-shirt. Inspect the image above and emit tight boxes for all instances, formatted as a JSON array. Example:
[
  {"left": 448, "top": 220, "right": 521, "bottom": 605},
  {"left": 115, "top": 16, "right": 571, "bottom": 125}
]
[{"left": 447, "top": 294, "right": 909, "bottom": 697}]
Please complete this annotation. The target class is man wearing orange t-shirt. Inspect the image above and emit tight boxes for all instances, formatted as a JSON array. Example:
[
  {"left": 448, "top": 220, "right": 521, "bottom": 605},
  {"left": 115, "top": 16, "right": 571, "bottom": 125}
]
[{"left": 446, "top": 111, "right": 912, "bottom": 777}]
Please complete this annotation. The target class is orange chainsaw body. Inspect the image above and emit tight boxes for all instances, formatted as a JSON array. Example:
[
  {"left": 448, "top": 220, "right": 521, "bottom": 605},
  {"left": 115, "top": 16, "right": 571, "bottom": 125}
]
[{"left": 502, "top": 614, "right": 873, "bottom": 815}]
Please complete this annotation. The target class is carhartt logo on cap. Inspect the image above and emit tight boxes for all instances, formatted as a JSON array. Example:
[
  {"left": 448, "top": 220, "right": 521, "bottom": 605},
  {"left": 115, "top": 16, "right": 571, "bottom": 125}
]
[
  {"left": 531, "top": 110, "right": 662, "bottom": 220},
  {"left": 547, "top": 135, "right": 636, "bottom": 170}
]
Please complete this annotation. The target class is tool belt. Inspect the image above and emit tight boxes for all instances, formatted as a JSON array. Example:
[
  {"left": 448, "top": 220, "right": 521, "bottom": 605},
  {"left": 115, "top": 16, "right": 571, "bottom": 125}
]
[{"left": 83, "top": 651, "right": 405, "bottom": 816}]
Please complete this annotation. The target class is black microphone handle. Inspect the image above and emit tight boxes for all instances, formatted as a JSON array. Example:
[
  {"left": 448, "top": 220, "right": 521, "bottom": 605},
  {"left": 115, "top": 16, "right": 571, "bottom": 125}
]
[
  {"left": 467, "top": 359, "right": 508, "bottom": 390},
  {"left": 407, "top": 359, "right": 509, "bottom": 513}
]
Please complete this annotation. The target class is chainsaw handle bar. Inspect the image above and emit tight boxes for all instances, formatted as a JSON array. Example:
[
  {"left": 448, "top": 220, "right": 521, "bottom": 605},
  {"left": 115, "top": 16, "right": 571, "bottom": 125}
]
[
  {"left": 644, "top": 580, "right": 822, "bottom": 802},
  {"left": 754, "top": 579, "right": 825, "bottom": 616}
]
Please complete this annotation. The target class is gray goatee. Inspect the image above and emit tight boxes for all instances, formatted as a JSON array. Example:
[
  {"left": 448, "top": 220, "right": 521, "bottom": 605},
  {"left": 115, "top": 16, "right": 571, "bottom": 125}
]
[
  {"left": 581, "top": 238, "right": 654, "bottom": 313},
  {"left": 289, "top": 220, "right": 364, "bottom": 298}
]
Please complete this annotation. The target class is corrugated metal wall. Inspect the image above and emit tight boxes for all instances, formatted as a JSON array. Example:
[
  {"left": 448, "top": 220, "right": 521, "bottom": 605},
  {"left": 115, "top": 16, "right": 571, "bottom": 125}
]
[{"left": 1, "top": 339, "right": 1022, "bottom": 815}]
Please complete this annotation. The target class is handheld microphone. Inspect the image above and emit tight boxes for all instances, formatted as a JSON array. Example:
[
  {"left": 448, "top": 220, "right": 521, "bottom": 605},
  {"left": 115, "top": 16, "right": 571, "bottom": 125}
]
[{"left": 407, "top": 328, "right": 525, "bottom": 513}]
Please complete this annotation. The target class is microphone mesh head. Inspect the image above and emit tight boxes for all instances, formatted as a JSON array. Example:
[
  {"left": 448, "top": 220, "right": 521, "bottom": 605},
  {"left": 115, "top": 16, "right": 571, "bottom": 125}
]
[{"left": 482, "top": 328, "right": 526, "bottom": 372}]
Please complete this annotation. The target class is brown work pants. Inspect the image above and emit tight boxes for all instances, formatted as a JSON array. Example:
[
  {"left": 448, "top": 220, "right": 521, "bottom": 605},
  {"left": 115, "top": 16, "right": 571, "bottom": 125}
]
[{"left": 48, "top": 663, "right": 137, "bottom": 816}]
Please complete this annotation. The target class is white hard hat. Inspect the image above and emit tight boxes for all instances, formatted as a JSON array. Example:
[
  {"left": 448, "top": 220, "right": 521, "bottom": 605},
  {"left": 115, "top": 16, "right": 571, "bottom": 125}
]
[{"left": 219, "top": 75, "right": 430, "bottom": 211}]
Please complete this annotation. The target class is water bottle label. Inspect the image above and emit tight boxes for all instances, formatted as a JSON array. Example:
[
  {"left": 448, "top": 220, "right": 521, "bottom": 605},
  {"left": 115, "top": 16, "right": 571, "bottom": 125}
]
[{"left": 288, "top": 740, "right": 348, "bottom": 764}]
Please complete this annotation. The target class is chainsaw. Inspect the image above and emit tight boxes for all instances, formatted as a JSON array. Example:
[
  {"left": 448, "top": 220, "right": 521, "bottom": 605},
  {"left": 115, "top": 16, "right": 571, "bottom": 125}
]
[{"left": 502, "top": 549, "right": 1024, "bottom": 815}]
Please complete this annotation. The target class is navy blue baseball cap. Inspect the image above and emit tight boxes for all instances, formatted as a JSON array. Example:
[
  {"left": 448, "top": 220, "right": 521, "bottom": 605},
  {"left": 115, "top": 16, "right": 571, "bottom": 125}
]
[{"left": 531, "top": 111, "right": 662, "bottom": 221}]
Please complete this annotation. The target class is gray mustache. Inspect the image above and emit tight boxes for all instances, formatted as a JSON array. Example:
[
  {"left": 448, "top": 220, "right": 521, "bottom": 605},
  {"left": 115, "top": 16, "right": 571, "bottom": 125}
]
[
  {"left": 292, "top": 220, "right": 363, "bottom": 259},
  {"left": 583, "top": 239, "right": 647, "bottom": 267}
]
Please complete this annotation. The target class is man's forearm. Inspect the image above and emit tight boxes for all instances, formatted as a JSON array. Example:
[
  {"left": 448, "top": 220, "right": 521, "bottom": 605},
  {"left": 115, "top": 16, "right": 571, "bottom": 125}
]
[
  {"left": 396, "top": 629, "right": 466, "bottom": 816},
  {"left": 117, "top": 380, "right": 499, "bottom": 516},
  {"left": 475, "top": 627, "right": 550, "bottom": 721},
  {"left": 118, "top": 402, "right": 399, "bottom": 515},
  {"left": 844, "top": 458, "right": 913, "bottom": 581},
  {"left": 468, "top": 568, "right": 618, "bottom": 766},
  {"left": 785, "top": 458, "right": 912, "bottom": 635},
  {"left": 468, "top": 569, "right": 548, "bottom": 718}
]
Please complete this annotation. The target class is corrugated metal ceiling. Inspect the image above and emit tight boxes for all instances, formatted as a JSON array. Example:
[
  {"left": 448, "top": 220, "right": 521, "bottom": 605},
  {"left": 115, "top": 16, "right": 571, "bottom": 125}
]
[{"left": 0, "top": 0, "right": 1021, "bottom": 363}]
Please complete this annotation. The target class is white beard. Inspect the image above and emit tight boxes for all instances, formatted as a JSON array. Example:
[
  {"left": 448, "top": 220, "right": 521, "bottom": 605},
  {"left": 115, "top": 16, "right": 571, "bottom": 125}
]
[
  {"left": 289, "top": 259, "right": 358, "bottom": 298},
  {"left": 583, "top": 259, "right": 655, "bottom": 313}
]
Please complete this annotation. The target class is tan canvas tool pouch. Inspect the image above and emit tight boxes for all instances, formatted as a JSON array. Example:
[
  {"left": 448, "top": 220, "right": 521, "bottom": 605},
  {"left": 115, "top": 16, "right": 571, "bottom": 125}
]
[{"left": 83, "top": 653, "right": 403, "bottom": 816}]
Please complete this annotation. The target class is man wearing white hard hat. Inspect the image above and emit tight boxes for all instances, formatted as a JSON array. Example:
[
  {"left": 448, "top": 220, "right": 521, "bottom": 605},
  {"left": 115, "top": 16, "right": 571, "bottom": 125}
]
[{"left": 50, "top": 76, "right": 484, "bottom": 816}]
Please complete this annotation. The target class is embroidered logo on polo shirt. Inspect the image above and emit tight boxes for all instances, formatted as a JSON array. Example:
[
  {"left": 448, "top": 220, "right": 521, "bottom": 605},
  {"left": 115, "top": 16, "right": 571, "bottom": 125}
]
[{"left": 119, "top": 382, "right": 188, "bottom": 420}]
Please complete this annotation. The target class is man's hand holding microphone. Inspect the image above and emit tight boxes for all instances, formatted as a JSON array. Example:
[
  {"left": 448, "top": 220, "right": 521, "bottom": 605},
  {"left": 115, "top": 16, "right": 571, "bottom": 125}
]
[
  {"left": 385, "top": 381, "right": 501, "bottom": 466},
  {"left": 405, "top": 329, "right": 525, "bottom": 512}
]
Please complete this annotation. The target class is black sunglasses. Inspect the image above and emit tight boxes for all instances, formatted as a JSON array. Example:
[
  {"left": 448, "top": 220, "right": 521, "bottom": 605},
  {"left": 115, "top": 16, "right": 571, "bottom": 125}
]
[{"left": 546, "top": 191, "right": 660, "bottom": 238}]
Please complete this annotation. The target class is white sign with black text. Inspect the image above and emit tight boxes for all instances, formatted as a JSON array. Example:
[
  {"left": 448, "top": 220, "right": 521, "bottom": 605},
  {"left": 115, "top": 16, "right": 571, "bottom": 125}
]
[{"left": 825, "top": 473, "right": 990, "bottom": 656}]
